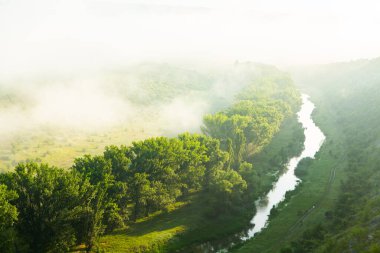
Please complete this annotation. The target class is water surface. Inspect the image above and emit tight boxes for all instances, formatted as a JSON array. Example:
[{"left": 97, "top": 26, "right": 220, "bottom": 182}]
[{"left": 241, "top": 93, "right": 325, "bottom": 240}]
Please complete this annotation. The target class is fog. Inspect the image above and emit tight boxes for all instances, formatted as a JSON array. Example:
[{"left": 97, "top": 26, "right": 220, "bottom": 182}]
[
  {"left": 0, "top": 60, "right": 261, "bottom": 167},
  {"left": 0, "top": 63, "right": 256, "bottom": 134},
  {"left": 1, "top": 0, "right": 380, "bottom": 78},
  {"left": 0, "top": 62, "right": 257, "bottom": 170},
  {"left": 1, "top": 0, "right": 380, "bottom": 169},
  {"left": 0, "top": 75, "right": 193, "bottom": 134}
]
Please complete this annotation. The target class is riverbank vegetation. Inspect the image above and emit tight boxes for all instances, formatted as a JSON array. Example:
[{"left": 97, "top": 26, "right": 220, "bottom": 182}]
[{"left": 233, "top": 57, "right": 380, "bottom": 253}]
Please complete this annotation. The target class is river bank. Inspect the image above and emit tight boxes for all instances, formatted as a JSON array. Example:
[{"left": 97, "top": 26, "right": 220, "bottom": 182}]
[
  {"left": 233, "top": 93, "right": 339, "bottom": 253},
  {"left": 194, "top": 94, "right": 325, "bottom": 252}
]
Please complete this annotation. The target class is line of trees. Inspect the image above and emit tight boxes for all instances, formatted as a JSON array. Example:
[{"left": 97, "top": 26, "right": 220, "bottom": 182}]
[
  {"left": 0, "top": 133, "right": 248, "bottom": 253},
  {"left": 202, "top": 100, "right": 288, "bottom": 167}
]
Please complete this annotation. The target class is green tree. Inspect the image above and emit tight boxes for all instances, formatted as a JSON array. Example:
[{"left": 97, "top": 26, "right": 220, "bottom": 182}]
[
  {"left": 104, "top": 145, "right": 130, "bottom": 182},
  {"left": 128, "top": 138, "right": 182, "bottom": 216},
  {"left": 208, "top": 169, "right": 247, "bottom": 213},
  {"left": 0, "top": 184, "right": 18, "bottom": 253},
  {"left": 103, "top": 146, "right": 130, "bottom": 231},
  {"left": 129, "top": 173, "right": 154, "bottom": 220},
  {"left": 177, "top": 133, "right": 209, "bottom": 194},
  {"left": 199, "top": 136, "right": 229, "bottom": 191},
  {"left": 5, "top": 163, "right": 84, "bottom": 253},
  {"left": 72, "top": 155, "right": 118, "bottom": 252}
]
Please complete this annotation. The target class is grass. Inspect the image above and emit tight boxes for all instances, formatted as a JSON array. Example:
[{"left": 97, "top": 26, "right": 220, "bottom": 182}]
[
  {"left": 98, "top": 201, "right": 191, "bottom": 253},
  {"left": 95, "top": 194, "right": 252, "bottom": 253},
  {"left": 0, "top": 121, "right": 163, "bottom": 172}
]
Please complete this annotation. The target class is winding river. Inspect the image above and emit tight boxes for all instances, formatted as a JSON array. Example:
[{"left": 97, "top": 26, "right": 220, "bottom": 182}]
[{"left": 196, "top": 94, "right": 326, "bottom": 252}]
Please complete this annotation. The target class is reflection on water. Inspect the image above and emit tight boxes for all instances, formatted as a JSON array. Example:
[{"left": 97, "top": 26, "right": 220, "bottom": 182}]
[{"left": 195, "top": 94, "right": 325, "bottom": 252}]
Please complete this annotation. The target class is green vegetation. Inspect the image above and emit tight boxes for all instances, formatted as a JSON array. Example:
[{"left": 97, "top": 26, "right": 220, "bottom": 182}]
[
  {"left": 0, "top": 63, "right": 303, "bottom": 252},
  {"left": 292, "top": 58, "right": 380, "bottom": 253},
  {"left": 0, "top": 184, "right": 18, "bottom": 252},
  {"left": 0, "top": 134, "right": 240, "bottom": 252}
]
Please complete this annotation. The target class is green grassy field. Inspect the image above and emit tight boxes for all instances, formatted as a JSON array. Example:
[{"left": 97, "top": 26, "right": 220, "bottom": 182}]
[{"left": 0, "top": 113, "right": 164, "bottom": 172}]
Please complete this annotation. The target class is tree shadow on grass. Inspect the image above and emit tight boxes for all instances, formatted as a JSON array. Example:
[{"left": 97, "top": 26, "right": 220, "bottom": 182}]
[{"left": 109, "top": 194, "right": 203, "bottom": 237}]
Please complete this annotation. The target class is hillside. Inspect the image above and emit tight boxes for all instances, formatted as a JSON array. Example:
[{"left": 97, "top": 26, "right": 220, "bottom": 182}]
[{"left": 233, "top": 58, "right": 380, "bottom": 253}]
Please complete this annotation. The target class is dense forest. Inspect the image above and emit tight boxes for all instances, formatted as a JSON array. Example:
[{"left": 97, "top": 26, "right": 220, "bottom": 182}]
[{"left": 0, "top": 64, "right": 302, "bottom": 252}]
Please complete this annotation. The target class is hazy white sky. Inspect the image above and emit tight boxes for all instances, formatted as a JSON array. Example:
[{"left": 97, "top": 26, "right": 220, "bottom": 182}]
[{"left": 1, "top": 0, "right": 380, "bottom": 76}]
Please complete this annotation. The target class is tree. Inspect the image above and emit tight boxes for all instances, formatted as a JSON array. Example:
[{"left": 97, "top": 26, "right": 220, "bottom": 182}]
[
  {"left": 5, "top": 163, "right": 84, "bottom": 253},
  {"left": 208, "top": 169, "right": 247, "bottom": 213},
  {"left": 202, "top": 113, "right": 250, "bottom": 158},
  {"left": 232, "top": 131, "right": 246, "bottom": 169},
  {"left": 199, "top": 135, "right": 229, "bottom": 191},
  {"left": 0, "top": 184, "right": 18, "bottom": 253},
  {"left": 129, "top": 173, "right": 154, "bottom": 221},
  {"left": 226, "top": 138, "right": 234, "bottom": 169},
  {"left": 104, "top": 145, "right": 131, "bottom": 182},
  {"left": 128, "top": 138, "right": 182, "bottom": 216},
  {"left": 177, "top": 133, "right": 208, "bottom": 194},
  {"left": 103, "top": 146, "right": 130, "bottom": 231},
  {"left": 72, "top": 155, "right": 117, "bottom": 252},
  {"left": 202, "top": 113, "right": 229, "bottom": 140}
]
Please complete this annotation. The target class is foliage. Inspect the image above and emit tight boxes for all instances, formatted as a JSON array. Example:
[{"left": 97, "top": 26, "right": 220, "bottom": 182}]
[
  {"left": 208, "top": 169, "right": 247, "bottom": 213},
  {"left": 72, "top": 155, "right": 123, "bottom": 252},
  {"left": 202, "top": 66, "right": 300, "bottom": 169},
  {"left": 2, "top": 163, "right": 85, "bottom": 253},
  {"left": 0, "top": 184, "right": 18, "bottom": 253}
]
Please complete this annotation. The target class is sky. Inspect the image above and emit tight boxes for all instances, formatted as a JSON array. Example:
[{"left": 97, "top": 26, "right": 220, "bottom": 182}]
[{"left": 1, "top": 0, "right": 380, "bottom": 77}]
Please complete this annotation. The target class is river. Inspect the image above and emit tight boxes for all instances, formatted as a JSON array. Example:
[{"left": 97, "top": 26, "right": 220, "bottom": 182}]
[{"left": 195, "top": 94, "right": 326, "bottom": 252}]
